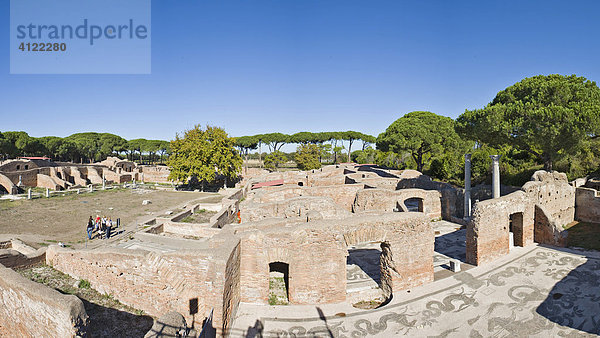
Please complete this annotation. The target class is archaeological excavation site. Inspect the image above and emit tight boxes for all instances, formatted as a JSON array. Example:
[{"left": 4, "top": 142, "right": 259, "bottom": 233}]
[{"left": 2, "top": 155, "right": 600, "bottom": 337}]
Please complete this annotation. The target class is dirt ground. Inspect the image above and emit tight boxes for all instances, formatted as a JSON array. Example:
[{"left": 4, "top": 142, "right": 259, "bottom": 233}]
[{"left": 0, "top": 188, "right": 216, "bottom": 248}]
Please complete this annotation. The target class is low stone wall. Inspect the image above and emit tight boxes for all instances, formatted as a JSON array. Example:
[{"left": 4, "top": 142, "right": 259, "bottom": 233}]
[
  {"left": 163, "top": 221, "right": 221, "bottom": 238},
  {"left": 575, "top": 187, "right": 600, "bottom": 223},
  {"left": 0, "top": 263, "right": 88, "bottom": 337}
]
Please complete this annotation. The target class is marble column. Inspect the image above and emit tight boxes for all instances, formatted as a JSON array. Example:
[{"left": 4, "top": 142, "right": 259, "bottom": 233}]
[
  {"left": 490, "top": 155, "right": 501, "bottom": 199},
  {"left": 464, "top": 154, "right": 472, "bottom": 219}
]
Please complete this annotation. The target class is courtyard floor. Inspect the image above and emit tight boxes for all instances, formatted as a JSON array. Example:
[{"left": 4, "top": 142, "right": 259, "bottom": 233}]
[{"left": 232, "top": 241, "right": 600, "bottom": 337}]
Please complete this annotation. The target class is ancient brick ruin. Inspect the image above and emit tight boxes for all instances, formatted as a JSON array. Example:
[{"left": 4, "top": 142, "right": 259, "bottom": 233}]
[{"left": 1, "top": 162, "right": 600, "bottom": 336}]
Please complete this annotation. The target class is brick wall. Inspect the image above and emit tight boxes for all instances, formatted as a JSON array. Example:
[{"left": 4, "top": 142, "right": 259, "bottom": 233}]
[{"left": 575, "top": 187, "right": 600, "bottom": 223}]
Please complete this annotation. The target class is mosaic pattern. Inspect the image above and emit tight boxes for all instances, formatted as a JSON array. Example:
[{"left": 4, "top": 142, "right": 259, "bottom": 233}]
[{"left": 253, "top": 246, "right": 600, "bottom": 337}]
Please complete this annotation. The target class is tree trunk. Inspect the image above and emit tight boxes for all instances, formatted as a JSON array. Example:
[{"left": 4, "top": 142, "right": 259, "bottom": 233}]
[
  {"left": 543, "top": 153, "right": 553, "bottom": 171},
  {"left": 348, "top": 139, "right": 353, "bottom": 162},
  {"left": 259, "top": 142, "right": 262, "bottom": 168}
]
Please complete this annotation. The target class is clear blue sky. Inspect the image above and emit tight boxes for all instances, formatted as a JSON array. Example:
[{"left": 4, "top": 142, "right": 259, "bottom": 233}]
[{"left": 2, "top": 0, "right": 599, "bottom": 142}]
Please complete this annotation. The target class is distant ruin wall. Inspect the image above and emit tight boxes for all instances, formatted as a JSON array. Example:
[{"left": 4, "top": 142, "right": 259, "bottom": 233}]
[
  {"left": 255, "top": 185, "right": 364, "bottom": 212},
  {"left": 140, "top": 166, "right": 171, "bottom": 183},
  {"left": 575, "top": 187, "right": 600, "bottom": 223},
  {"left": 37, "top": 173, "right": 64, "bottom": 190},
  {"left": 0, "top": 173, "right": 18, "bottom": 194},
  {"left": 241, "top": 196, "right": 350, "bottom": 222},
  {"left": 353, "top": 188, "right": 442, "bottom": 220},
  {"left": 0, "top": 263, "right": 88, "bottom": 337}
]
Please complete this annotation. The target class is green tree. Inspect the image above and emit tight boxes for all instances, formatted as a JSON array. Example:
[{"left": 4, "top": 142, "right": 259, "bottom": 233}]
[
  {"left": 457, "top": 74, "right": 600, "bottom": 170},
  {"left": 377, "top": 111, "right": 461, "bottom": 172},
  {"left": 294, "top": 143, "right": 321, "bottom": 170},
  {"left": 167, "top": 125, "right": 241, "bottom": 190},
  {"left": 264, "top": 150, "right": 287, "bottom": 170},
  {"left": 260, "top": 133, "right": 290, "bottom": 152}
]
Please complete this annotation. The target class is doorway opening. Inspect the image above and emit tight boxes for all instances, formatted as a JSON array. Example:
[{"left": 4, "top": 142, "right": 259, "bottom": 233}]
[
  {"left": 404, "top": 197, "right": 424, "bottom": 212},
  {"left": 268, "top": 262, "right": 289, "bottom": 305}
]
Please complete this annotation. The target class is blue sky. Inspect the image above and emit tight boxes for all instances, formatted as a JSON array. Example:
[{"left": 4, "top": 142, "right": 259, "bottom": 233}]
[{"left": 2, "top": 0, "right": 600, "bottom": 143}]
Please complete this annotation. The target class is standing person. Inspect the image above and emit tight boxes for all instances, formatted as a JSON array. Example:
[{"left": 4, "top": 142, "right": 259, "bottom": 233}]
[
  {"left": 87, "top": 216, "right": 94, "bottom": 240},
  {"left": 105, "top": 218, "right": 113, "bottom": 239}
]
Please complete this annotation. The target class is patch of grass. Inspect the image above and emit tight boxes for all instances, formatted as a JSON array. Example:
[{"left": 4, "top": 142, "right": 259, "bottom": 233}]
[
  {"left": 79, "top": 279, "right": 91, "bottom": 289},
  {"left": 180, "top": 216, "right": 194, "bottom": 223},
  {"left": 268, "top": 293, "right": 278, "bottom": 305},
  {"left": 564, "top": 221, "right": 600, "bottom": 251}
]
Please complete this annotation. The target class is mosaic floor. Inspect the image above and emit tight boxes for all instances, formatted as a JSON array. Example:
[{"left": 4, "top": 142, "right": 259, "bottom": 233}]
[{"left": 233, "top": 244, "right": 600, "bottom": 337}]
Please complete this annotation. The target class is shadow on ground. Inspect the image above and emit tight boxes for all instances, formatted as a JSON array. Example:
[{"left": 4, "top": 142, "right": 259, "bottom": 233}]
[
  {"left": 347, "top": 248, "right": 381, "bottom": 283},
  {"left": 434, "top": 230, "right": 466, "bottom": 262},
  {"left": 536, "top": 253, "right": 600, "bottom": 335},
  {"left": 80, "top": 299, "right": 153, "bottom": 337}
]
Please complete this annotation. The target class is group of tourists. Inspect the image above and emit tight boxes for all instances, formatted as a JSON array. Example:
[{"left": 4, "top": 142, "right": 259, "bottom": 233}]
[{"left": 86, "top": 215, "right": 118, "bottom": 240}]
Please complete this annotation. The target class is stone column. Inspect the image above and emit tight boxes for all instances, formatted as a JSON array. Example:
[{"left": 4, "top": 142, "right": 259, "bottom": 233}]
[
  {"left": 464, "top": 154, "right": 472, "bottom": 219},
  {"left": 27, "top": 188, "right": 31, "bottom": 199},
  {"left": 490, "top": 155, "right": 501, "bottom": 199}
]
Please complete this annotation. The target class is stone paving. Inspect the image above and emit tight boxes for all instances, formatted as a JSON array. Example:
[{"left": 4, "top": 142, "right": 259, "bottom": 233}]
[{"left": 231, "top": 243, "right": 600, "bottom": 337}]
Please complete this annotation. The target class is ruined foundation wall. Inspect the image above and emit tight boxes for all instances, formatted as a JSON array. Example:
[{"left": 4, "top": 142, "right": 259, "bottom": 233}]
[
  {"left": 254, "top": 185, "right": 365, "bottom": 211},
  {"left": 0, "top": 263, "right": 88, "bottom": 337},
  {"left": 241, "top": 196, "right": 350, "bottom": 222},
  {"left": 237, "top": 213, "right": 433, "bottom": 305},
  {"left": 575, "top": 187, "right": 600, "bottom": 223},
  {"left": 352, "top": 188, "right": 442, "bottom": 220},
  {"left": 46, "top": 246, "right": 218, "bottom": 325}
]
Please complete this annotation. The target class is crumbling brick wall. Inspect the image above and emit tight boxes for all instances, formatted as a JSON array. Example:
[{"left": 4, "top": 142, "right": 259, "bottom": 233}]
[{"left": 46, "top": 246, "right": 218, "bottom": 325}]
